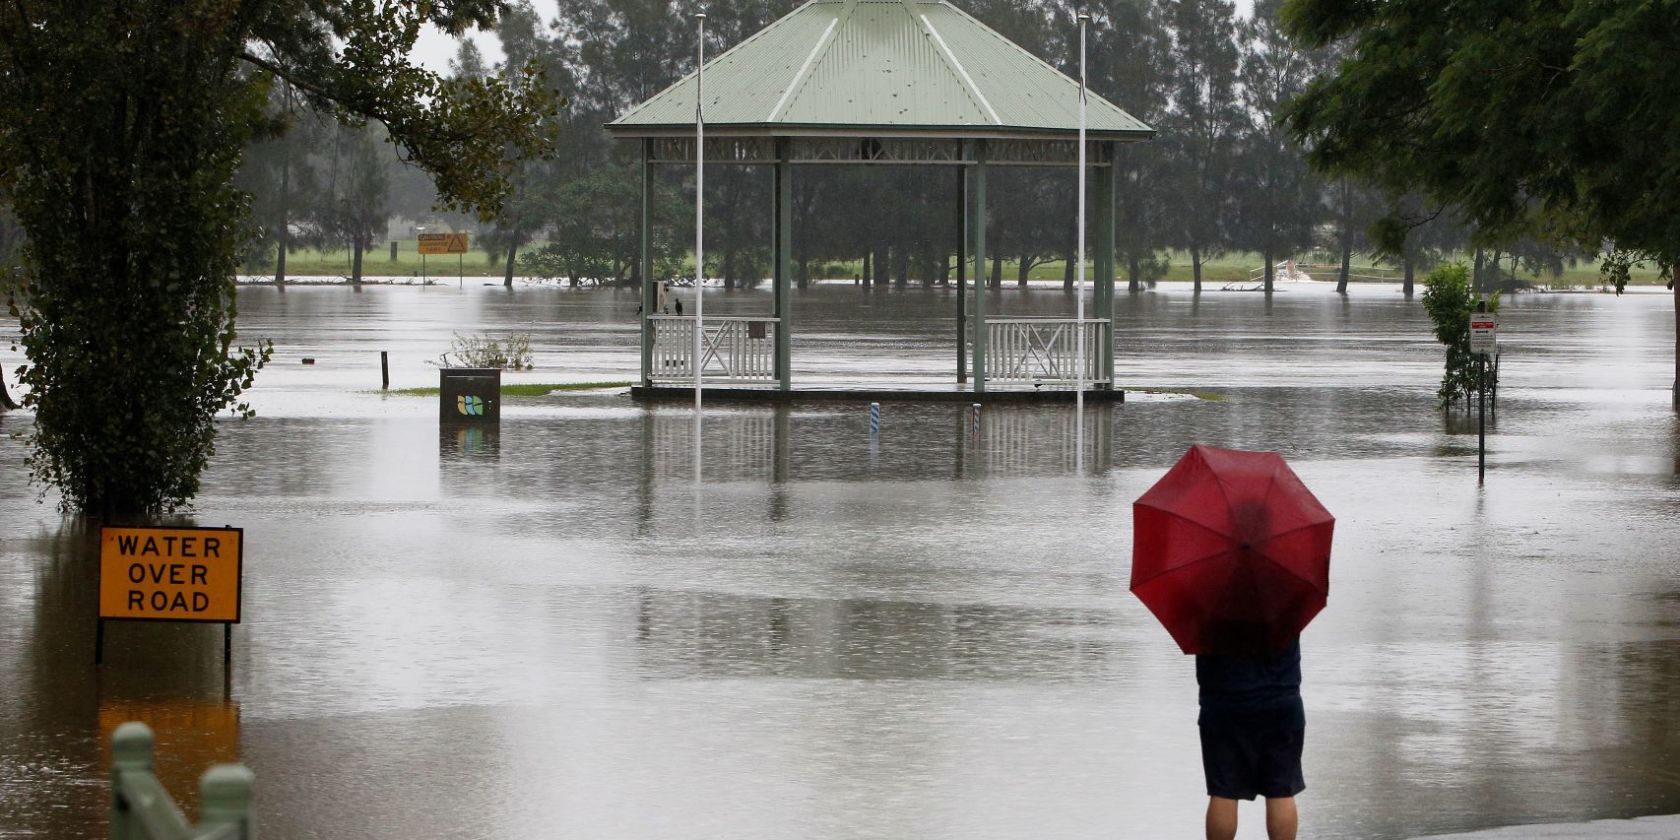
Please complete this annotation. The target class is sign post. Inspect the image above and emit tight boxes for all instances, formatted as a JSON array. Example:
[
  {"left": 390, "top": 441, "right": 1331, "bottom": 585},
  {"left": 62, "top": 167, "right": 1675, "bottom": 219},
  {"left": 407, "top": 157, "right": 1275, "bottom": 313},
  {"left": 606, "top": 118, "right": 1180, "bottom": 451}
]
[
  {"left": 418, "top": 232, "right": 469, "bottom": 287},
  {"left": 98, "top": 526, "right": 243, "bottom": 668},
  {"left": 1469, "top": 304, "right": 1498, "bottom": 485}
]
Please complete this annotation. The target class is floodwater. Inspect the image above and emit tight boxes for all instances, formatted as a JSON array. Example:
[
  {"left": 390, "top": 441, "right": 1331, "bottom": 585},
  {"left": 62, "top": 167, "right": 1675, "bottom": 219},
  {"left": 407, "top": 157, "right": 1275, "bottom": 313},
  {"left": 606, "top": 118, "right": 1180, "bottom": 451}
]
[{"left": 2, "top": 280, "right": 1678, "bottom": 839}]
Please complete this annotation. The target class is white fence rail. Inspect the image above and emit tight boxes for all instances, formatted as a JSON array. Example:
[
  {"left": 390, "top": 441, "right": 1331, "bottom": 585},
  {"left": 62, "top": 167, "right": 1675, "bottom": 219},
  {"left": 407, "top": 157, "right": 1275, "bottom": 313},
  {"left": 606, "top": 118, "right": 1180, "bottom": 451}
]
[
  {"left": 650, "top": 315, "right": 778, "bottom": 384},
  {"left": 985, "top": 318, "right": 1109, "bottom": 385}
]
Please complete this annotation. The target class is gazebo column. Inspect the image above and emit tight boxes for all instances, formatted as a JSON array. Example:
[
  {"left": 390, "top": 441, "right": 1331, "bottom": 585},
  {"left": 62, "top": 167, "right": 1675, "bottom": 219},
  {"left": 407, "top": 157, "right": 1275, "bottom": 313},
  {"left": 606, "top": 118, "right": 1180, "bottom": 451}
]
[
  {"left": 956, "top": 146, "right": 968, "bottom": 384},
  {"left": 971, "top": 141, "right": 988, "bottom": 393},
  {"left": 1095, "top": 142, "right": 1117, "bottom": 388},
  {"left": 640, "top": 139, "right": 654, "bottom": 387},
  {"left": 773, "top": 139, "right": 792, "bottom": 391}
]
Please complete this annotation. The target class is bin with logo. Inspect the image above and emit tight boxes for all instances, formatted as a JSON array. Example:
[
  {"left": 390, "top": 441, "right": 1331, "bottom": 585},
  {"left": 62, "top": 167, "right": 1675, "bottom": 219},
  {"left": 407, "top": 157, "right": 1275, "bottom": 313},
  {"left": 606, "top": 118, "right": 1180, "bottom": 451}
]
[{"left": 439, "top": 368, "right": 500, "bottom": 423}]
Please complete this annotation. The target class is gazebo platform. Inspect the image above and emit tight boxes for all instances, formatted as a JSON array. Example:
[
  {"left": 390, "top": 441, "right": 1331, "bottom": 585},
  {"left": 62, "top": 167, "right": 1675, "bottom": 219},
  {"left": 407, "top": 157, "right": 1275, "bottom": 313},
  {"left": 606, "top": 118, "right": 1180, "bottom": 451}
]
[{"left": 630, "top": 385, "right": 1125, "bottom": 404}]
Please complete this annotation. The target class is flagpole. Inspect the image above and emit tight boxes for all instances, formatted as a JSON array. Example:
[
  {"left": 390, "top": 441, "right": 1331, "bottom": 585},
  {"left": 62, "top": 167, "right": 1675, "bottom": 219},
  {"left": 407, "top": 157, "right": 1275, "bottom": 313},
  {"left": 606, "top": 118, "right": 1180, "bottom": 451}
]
[
  {"left": 693, "top": 12, "right": 707, "bottom": 483},
  {"left": 1075, "top": 13, "right": 1088, "bottom": 473}
]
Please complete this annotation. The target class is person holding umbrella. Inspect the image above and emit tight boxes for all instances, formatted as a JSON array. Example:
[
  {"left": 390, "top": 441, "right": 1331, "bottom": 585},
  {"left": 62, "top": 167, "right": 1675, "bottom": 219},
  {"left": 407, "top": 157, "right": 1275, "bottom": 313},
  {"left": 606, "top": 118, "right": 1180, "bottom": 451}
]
[{"left": 1130, "top": 445, "right": 1335, "bottom": 840}]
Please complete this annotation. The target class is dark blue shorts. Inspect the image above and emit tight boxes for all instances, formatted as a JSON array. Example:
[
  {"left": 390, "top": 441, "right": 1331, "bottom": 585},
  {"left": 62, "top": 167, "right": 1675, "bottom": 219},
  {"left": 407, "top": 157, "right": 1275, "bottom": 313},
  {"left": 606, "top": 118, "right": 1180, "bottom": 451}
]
[{"left": 1200, "top": 725, "right": 1306, "bottom": 801}]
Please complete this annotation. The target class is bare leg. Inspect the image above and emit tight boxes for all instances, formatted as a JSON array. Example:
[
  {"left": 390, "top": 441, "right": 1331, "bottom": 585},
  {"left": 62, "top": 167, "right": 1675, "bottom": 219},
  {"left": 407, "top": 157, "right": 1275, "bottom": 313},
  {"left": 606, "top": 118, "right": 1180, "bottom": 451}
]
[
  {"left": 1265, "top": 796, "right": 1298, "bottom": 840},
  {"left": 1206, "top": 796, "right": 1238, "bottom": 840}
]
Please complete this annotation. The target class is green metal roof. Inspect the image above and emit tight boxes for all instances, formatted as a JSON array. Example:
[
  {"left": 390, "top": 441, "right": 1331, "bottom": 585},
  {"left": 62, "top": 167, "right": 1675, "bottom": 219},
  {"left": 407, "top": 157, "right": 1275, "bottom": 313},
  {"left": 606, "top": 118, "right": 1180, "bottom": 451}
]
[{"left": 607, "top": 0, "right": 1154, "bottom": 140}]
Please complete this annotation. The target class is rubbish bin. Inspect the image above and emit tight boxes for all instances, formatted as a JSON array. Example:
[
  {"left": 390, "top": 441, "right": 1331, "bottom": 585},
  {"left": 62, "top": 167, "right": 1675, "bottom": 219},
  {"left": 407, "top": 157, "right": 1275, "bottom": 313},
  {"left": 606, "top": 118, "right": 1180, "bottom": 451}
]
[{"left": 439, "top": 368, "right": 500, "bottom": 423}]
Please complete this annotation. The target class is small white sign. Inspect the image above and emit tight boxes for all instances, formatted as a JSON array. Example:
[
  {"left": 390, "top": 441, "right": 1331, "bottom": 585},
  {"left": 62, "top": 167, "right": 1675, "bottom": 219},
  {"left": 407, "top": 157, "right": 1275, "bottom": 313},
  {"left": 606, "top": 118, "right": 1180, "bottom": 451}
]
[{"left": 1469, "top": 312, "right": 1498, "bottom": 356}]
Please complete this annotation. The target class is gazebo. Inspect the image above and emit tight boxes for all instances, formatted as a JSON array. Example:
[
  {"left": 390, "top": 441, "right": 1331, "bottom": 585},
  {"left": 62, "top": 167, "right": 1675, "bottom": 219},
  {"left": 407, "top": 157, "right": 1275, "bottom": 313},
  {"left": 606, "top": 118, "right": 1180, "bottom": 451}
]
[{"left": 607, "top": 0, "right": 1154, "bottom": 400}]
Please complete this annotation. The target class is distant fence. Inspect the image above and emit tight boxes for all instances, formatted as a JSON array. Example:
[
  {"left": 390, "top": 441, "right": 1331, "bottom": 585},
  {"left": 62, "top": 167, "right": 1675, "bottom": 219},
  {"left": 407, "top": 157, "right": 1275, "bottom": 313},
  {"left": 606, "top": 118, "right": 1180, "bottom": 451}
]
[
  {"left": 110, "top": 722, "right": 253, "bottom": 840},
  {"left": 1246, "top": 260, "right": 1402, "bottom": 284}
]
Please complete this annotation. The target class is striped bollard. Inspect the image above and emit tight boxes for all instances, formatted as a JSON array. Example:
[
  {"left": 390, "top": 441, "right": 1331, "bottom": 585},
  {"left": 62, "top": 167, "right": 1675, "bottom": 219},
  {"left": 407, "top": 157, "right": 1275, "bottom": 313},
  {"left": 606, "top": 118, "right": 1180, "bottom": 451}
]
[
  {"left": 869, "top": 402, "right": 881, "bottom": 437},
  {"left": 970, "top": 403, "right": 981, "bottom": 438}
]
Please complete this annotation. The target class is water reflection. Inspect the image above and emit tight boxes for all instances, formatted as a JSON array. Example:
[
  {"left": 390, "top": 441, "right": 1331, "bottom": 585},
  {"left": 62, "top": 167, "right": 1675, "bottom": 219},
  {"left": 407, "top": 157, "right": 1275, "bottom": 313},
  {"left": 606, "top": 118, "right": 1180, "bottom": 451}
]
[{"left": 3, "top": 282, "right": 1680, "bottom": 839}]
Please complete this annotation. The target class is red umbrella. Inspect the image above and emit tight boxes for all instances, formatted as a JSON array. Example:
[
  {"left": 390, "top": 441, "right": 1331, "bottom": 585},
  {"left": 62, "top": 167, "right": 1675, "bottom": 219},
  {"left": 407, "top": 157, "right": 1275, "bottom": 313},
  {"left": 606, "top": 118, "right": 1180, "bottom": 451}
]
[{"left": 1130, "top": 444, "right": 1334, "bottom": 655}]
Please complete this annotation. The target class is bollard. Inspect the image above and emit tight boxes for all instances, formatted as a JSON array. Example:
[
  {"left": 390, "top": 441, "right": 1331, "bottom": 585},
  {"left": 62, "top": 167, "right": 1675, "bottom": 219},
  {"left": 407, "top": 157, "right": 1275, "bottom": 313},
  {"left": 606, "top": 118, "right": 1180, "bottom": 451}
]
[
  {"left": 869, "top": 402, "right": 880, "bottom": 437},
  {"left": 380, "top": 351, "right": 389, "bottom": 390},
  {"left": 200, "top": 764, "right": 256, "bottom": 840},
  {"left": 971, "top": 403, "right": 981, "bottom": 437},
  {"left": 111, "top": 723, "right": 154, "bottom": 840}
]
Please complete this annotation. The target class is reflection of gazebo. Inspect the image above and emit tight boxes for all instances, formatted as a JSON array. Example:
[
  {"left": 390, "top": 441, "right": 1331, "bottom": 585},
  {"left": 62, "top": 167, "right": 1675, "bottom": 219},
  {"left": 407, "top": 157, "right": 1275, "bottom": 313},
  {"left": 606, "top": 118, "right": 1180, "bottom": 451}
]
[{"left": 606, "top": 0, "right": 1153, "bottom": 398}]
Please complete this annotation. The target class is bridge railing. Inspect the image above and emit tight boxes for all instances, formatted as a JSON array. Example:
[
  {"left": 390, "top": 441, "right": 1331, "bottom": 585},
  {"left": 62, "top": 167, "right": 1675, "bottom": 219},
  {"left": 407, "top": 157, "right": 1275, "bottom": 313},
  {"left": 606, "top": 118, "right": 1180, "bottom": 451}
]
[
  {"left": 649, "top": 315, "right": 778, "bottom": 384},
  {"left": 111, "top": 722, "right": 253, "bottom": 840},
  {"left": 985, "top": 318, "right": 1110, "bottom": 386}
]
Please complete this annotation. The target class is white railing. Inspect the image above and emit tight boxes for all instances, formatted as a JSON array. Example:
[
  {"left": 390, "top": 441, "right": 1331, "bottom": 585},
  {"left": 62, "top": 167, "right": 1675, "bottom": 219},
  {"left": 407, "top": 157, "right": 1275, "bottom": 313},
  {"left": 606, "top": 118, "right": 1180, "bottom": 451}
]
[
  {"left": 985, "top": 318, "right": 1109, "bottom": 385},
  {"left": 649, "top": 315, "right": 778, "bottom": 384}
]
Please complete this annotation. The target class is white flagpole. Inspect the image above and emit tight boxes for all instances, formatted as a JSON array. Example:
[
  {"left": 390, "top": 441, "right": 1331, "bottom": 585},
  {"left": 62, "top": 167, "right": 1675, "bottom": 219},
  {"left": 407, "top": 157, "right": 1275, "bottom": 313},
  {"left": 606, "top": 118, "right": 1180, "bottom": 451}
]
[
  {"left": 693, "top": 12, "right": 707, "bottom": 484},
  {"left": 1075, "top": 13, "right": 1088, "bottom": 472},
  {"left": 694, "top": 12, "right": 707, "bottom": 417}
]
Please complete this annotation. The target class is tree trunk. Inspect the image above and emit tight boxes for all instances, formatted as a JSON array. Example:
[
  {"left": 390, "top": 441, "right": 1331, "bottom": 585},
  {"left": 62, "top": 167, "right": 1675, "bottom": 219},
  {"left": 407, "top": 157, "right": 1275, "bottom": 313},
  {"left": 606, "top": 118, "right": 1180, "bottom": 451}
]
[
  {"left": 0, "top": 369, "right": 17, "bottom": 410},
  {"left": 351, "top": 235, "right": 364, "bottom": 285},
  {"left": 504, "top": 242, "right": 517, "bottom": 288},
  {"left": 1018, "top": 254, "right": 1031, "bottom": 287},
  {"left": 1337, "top": 233, "right": 1352, "bottom": 294},
  {"left": 1191, "top": 243, "right": 1202, "bottom": 294},
  {"left": 1403, "top": 255, "right": 1415, "bottom": 298},
  {"left": 874, "top": 246, "right": 889, "bottom": 287},
  {"left": 1062, "top": 249, "right": 1075, "bottom": 291},
  {"left": 940, "top": 253, "right": 951, "bottom": 286},
  {"left": 861, "top": 252, "right": 871, "bottom": 287},
  {"left": 1336, "top": 181, "right": 1352, "bottom": 294},
  {"left": 990, "top": 254, "right": 1003, "bottom": 289},
  {"left": 1128, "top": 256, "right": 1141, "bottom": 293},
  {"left": 276, "top": 126, "right": 289, "bottom": 291},
  {"left": 798, "top": 258, "right": 810, "bottom": 290},
  {"left": 1473, "top": 248, "right": 1486, "bottom": 294},
  {"left": 1263, "top": 247, "right": 1275, "bottom": 294}
]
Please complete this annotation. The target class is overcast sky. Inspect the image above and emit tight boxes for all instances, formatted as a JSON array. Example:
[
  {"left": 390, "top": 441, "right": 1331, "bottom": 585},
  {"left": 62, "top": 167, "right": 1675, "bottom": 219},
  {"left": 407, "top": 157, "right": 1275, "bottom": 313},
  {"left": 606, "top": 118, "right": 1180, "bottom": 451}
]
[{"left": 412, "top": 0, "right": 1259, "bottom": 76}]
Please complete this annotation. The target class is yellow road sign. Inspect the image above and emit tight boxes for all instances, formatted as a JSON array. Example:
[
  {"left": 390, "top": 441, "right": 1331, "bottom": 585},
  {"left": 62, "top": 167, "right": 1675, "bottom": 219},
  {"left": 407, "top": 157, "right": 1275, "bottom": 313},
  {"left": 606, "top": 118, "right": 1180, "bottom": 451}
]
[
  {"left": 418, "top": 232, "right": 470, "bottom": 255},
  {"left": 99, "top": 527, "right": 242, "bottom": 623}
]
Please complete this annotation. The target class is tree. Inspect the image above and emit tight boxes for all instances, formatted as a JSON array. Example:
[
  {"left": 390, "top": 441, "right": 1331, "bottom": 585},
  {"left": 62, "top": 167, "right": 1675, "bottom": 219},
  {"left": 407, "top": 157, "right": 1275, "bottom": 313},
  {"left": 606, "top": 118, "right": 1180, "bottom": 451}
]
[
  {"left": 314, "top": 121, "right": 392, "bottom": 286},
  {"left": 1158, "top": 0, "right": 1243, "bottom": 293},
  {"left": 1086, "top": 0, "right": 1171, "bottom": 292},
  {"left": 0, "top": 0, "right": 558, "bottom": 516},
  {"left": 1421, "top": 263, "right": 1496, "bottom": 408},
  {"left": 1233, "top": 0, "right": 1322, "bottom": 294},
  {"left": 1281, "top": 0, "right": 1680, "bottom": 409}
]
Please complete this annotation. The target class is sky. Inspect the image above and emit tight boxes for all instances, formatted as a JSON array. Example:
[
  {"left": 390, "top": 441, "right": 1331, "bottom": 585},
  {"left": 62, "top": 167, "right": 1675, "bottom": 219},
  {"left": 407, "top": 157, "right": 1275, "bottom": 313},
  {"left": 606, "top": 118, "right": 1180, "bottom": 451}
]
[{"left": 410, "top": 0, "right": 1258, "bottom": 76}]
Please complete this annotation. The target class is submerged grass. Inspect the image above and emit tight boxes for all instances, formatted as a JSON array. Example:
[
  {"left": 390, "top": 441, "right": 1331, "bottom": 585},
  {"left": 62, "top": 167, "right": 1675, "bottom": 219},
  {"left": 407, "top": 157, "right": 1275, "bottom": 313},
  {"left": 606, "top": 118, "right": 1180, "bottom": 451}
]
[
  {"left": 1137, "top": 387, "right": 1228, "bottom": 402},
  {"left": 384, "top": 381, "right": 632, "bottom": 397}
]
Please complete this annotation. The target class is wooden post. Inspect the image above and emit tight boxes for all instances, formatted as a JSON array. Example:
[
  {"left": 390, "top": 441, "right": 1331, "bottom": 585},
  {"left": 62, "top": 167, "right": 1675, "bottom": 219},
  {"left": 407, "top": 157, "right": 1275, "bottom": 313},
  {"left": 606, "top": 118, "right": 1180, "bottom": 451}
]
[
  {"left": 972, "top": 141, "right": 988, "bottom": 393},
  {"left": 380, "top": 351, "right": 389, "bottom": 390}
]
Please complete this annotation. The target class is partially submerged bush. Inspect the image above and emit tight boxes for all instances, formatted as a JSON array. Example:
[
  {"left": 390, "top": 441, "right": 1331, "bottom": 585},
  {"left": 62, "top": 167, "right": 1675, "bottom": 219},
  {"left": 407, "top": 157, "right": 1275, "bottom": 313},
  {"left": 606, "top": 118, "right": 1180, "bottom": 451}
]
[
  {"left": 443, "top": 332, "right": 533, "bottom": 370},
  {"left": 1421, "top": 263, "right": 1498, "bottom": 408}
]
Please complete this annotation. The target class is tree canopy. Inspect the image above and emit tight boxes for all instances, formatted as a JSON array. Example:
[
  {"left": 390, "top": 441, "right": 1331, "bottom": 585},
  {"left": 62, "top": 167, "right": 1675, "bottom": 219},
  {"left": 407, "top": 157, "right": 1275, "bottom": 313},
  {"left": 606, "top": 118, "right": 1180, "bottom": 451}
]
[
  {"left": 0, "top": 0, "right": 560, "bottom": 515},
  {"left": 1280, "top": 0, "right": 1680, "bottom": 403}
]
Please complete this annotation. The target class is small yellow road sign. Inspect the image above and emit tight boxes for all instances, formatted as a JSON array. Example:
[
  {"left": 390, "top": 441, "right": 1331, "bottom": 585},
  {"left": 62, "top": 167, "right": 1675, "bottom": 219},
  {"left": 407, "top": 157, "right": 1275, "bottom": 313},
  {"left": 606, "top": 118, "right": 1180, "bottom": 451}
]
[{"left": 418, "top": 232, "right": 470, "bottom": 255}]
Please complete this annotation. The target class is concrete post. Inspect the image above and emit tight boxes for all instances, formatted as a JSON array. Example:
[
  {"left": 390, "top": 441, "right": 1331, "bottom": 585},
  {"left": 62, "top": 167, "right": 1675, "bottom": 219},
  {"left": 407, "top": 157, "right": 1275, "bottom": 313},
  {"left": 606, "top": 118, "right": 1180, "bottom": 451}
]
[
  {"left": 200, "top": 765, "right": 256, "bottom": 840},
  {"left": 110, "top": 723, "right": 154, "bottom": 840}
]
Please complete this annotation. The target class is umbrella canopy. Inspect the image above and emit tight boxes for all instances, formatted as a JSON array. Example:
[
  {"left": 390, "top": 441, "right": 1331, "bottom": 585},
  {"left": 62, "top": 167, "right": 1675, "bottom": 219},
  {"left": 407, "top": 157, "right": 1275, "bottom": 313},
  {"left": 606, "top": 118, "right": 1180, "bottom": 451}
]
[{"left": 1130, "top": 444, "right": 1335, "bottom": 655}]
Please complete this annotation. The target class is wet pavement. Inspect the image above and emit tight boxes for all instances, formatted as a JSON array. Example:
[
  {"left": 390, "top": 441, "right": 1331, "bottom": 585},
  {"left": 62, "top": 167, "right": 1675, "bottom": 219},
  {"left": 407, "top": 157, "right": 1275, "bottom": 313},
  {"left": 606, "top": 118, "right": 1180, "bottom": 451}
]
[
  {"left": 1419, "top": 814, "right": 1680, "bottom": 838},
  {"left": 1, "top": 280, "right": 1678, "bottom": 839}
]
